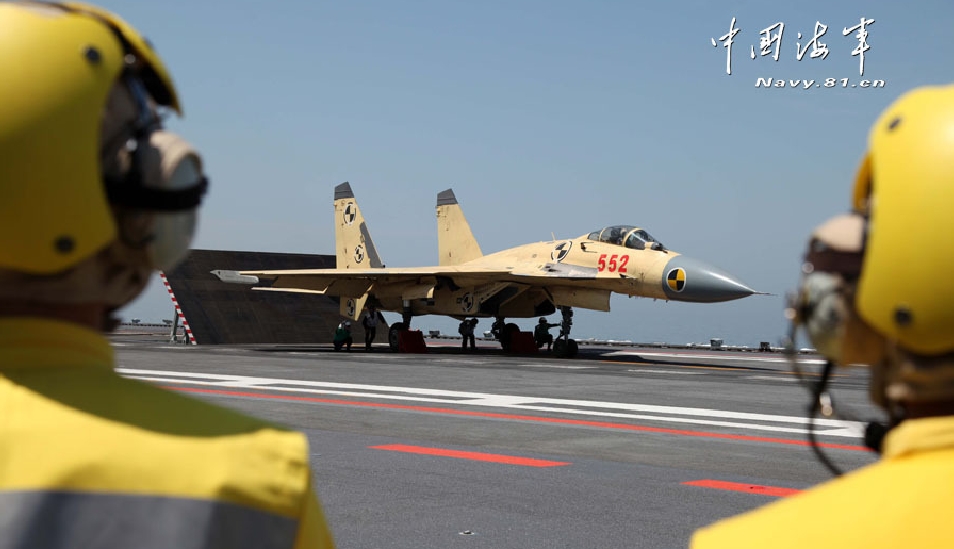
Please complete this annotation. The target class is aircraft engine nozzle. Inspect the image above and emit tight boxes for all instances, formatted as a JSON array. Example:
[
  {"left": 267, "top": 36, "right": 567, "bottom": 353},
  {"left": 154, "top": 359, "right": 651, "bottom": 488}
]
[{"left": 661, "top": 256, "right": 754, "bottom": 303}]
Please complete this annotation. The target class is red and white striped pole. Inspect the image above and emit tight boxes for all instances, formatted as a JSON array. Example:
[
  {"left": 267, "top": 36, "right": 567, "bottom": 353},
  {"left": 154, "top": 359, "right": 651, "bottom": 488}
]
[{"left": 158, "top": 271, "right": 196, "bottom": 345}]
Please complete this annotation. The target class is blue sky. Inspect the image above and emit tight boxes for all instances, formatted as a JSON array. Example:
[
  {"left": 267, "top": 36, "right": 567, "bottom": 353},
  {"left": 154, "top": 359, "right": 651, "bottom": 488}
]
[{"left": 108, "top": 0, "right": 954, "bottom": 346}]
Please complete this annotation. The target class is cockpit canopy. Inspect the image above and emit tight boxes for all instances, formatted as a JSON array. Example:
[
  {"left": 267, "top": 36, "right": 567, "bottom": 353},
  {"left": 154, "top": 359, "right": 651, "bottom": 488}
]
[{"left": 586, "top": 225, "right": 666, "bottom": 251}]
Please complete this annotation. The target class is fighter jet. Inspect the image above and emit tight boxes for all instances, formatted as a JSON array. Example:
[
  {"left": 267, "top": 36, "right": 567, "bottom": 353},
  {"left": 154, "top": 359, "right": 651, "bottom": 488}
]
[{"left": 213, "top": 182, "right": 758, "bottom": 357}]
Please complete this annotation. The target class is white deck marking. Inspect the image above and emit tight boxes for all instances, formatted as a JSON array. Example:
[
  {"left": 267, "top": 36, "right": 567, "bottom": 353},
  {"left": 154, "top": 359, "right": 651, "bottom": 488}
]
[
  {"left": 426, "top": 359, "right": 594, "bottom": 369},
  {"left": 519, "top": 364, "right": 596, "bottom": 370},
  {"left": 604, "top": 350, "right": 826, "bottom": 365},
  {"left": 117, "top": 368, "right": 864, "bottom": 438},
  {"left": 627, "top": 369, "right": 704, "bottom": 375},
  {"left": 746, "top": 375, "right": 800, "bottom": 382}
]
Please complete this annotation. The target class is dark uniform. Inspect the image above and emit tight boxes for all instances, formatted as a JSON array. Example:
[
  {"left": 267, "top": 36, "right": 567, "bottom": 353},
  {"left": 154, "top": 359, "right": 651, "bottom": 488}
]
[{"left": 534, "top": 318, "right": 559, "bottom": 350}]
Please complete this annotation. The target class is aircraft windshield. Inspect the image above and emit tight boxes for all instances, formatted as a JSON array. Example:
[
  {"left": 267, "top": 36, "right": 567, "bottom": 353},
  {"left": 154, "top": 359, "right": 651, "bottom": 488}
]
[{"left": 586, "top": 225, "right": 665, "bottom": 250}]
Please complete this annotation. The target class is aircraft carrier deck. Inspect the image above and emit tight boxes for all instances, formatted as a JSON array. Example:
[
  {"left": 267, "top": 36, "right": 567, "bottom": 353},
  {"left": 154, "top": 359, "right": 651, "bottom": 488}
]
[{"left": 111, "top": 332, "right": 881, "bottom": 549}]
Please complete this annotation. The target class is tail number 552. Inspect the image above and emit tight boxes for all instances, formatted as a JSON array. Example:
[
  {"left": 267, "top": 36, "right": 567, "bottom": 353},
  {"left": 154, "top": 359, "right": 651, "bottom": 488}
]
[{"left": 597, "top": 254, "right": 629, "bottom": 273}]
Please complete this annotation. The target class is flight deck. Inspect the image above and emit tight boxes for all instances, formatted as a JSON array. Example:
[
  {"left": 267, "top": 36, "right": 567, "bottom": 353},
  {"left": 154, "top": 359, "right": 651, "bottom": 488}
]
[{"left": 112, "top": 336, "right": 881, "bottom": 549}]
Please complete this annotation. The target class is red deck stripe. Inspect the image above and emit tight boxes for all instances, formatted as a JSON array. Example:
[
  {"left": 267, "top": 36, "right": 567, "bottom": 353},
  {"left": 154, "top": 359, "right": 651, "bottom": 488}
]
[
  {"left": 683, "top": 479, "right": 802, "bottom": 497},
  {"left": 371, "top": 444, "right": 570, "bottom": 467},
  {"left": 163, "top": 386, "right": 869, "bottom": 452}
]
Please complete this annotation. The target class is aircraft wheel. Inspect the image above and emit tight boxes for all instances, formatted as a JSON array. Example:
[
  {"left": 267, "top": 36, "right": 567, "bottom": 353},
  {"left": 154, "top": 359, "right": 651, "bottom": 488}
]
[
  {"left": 500, "top": 322, "right": 520, "bottom": 351},
  {"left": 388, "top": 322, "right": 406, "bottom": 352},
  {"left": 553, "top": 338, "right": 568, "bottom": 358},
  {"left": 553, "top": 338, "right": 578, "bottom": 358}
]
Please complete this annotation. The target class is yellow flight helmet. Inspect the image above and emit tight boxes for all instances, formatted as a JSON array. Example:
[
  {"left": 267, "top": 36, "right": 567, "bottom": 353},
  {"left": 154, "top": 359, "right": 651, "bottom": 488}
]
[
  {"left": 0, "top": 1, "right": 181, "bottom": 275},
  {"left": 852, "top": 84, "right": 954, "bottom": 356}
]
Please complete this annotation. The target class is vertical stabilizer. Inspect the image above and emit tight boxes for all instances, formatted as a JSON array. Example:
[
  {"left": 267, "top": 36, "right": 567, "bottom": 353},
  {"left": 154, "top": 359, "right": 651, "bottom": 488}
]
[
  {"left": 333, "top": 182, "right": 381, "bottom": 319},
  {"left": 334, "top": 182, "right": 383, "bottom": 269},
  {"left": 436, "top": 189, "right": 483, "bottom": 266}
]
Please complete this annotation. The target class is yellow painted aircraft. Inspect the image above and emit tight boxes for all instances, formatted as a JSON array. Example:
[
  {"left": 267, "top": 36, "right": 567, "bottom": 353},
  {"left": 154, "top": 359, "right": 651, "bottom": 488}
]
[{"left": 213, "top": 182, "right": 759, "bottom": 357}]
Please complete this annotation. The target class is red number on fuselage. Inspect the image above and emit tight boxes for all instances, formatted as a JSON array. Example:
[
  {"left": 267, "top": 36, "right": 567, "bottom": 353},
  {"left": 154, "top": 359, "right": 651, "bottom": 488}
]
[{"left": 598, "top": 254, "right": 629, "bottom": 273}]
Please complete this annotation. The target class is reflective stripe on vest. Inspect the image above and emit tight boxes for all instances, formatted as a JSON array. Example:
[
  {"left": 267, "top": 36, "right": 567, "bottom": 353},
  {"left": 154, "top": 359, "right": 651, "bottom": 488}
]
[{"left": 0, "top": 490, "right": 298, "bottom": 549}]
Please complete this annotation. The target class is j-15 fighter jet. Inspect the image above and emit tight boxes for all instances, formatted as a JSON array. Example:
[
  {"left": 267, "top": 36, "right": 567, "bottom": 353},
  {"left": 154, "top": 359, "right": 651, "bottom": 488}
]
[{"left": 213, "top": 183, "right": 758, "bottom": 357}]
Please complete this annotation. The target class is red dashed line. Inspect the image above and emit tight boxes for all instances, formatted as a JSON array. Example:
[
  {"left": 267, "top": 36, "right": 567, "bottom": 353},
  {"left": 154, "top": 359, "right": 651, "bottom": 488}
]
[
  {"left": 370, "top": 444, "right": 570, "bottom": 467},
  {"left": 682, "top": 479, "right": 802, "bottom": 497}
]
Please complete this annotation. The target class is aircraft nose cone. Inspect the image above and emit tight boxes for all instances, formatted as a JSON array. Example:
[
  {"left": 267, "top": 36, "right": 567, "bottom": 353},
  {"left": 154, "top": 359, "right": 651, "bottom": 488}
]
[{"left": 661, "top": 255, "right": 755, "bottom": 303}]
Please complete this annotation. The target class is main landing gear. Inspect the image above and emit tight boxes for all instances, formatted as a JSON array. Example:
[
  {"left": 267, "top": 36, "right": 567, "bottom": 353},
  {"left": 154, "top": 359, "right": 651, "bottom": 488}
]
[
  {"left": 491, "top": 316, "right": 521, "bottom": 352},
  {"left": 388, "top": 303, "right": 414, "bottom": 352},
  {"left": 552, "top": 306, "right": 578, "bottom": 358},
  {"left": 492, "top": 306, "right": 578, "bottom": 358}
]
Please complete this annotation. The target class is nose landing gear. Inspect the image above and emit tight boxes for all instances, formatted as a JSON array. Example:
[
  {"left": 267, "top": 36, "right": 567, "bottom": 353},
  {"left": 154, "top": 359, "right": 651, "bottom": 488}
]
[{"left": 552, "top": 306, "right": 578, "bottom": 358}]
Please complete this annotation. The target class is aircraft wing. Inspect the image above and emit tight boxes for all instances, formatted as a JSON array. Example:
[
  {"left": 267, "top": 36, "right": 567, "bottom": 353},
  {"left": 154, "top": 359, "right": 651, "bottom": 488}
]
[
  {"left": 214, "top": 263, "right": 600, "bottom": 296},
  {"left": 239, "top": 266, "right": 503, "bottom": 293},
  {"left": 509, "top": 262, "right": 600, "bottom": 279}
]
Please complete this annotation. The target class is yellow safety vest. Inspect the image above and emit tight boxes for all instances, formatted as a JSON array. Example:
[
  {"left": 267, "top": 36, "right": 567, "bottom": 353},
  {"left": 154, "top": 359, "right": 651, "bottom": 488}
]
[
  {"left": 0, "top": 318, "right": 335, "bottom": 548},
  {"left": 690, "top": 415, "right": 954, "bottom": 548}
]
